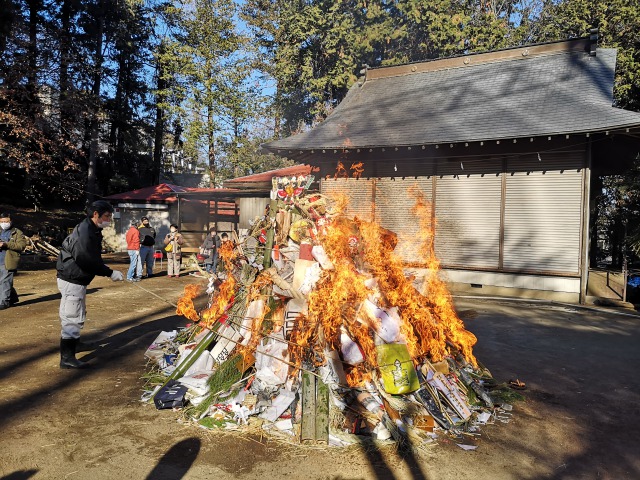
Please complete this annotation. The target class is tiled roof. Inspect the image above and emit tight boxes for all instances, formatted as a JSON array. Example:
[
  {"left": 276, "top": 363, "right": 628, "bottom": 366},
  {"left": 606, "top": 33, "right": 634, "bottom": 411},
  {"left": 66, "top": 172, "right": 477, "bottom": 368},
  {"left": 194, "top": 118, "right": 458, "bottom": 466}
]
[
  {"left": 263, "top": 40, "right": 640, "bottom": 152},
  {"left": 104, "top": 183, "right": 186, "bottom": 202},
  {"left": 104, "top": 183, "right": 239, "bottom": 202}
]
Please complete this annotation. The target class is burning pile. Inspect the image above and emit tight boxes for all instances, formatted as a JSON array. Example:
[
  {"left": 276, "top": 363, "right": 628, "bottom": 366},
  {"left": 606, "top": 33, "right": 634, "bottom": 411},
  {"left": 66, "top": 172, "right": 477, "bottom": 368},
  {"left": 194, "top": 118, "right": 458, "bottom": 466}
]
[{"left": 143, "top": 176, "right": 515, "bottom": 447}]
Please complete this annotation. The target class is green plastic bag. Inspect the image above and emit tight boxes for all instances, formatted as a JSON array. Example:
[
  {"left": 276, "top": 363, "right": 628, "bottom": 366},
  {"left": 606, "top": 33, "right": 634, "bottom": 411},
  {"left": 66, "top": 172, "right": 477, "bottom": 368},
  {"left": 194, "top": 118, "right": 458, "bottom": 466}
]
[{"left": 377, "top": 343, "right": 420, "bottom": 394}]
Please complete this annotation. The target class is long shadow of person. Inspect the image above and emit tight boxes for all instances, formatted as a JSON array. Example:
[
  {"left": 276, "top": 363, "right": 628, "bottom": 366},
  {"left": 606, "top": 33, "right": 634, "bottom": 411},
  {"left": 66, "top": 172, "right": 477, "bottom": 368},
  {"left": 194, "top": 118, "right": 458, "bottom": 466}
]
[
  {"left": 78, "top": 313, "right": 186, "bottom": 366},
  {"left": 357, "top": 435, "right": 398, "bottom": 480},
  {"left": 145, "top": 437, "right": 201, "bottom": 480},
  {"left": 356, "top": 425, "right": 430, "bottom": 480},
  {"left": 0, "top": 310, "right": 184, "bottom": 426},
  {"left": 397, "top": 438, "right": 429, "bottom": 480},
  {"left": 0, "top": 470, "right": 38, "bottom": 480},
  {"left": 10, "top": 288, "right": 99, "bottom": 308}
]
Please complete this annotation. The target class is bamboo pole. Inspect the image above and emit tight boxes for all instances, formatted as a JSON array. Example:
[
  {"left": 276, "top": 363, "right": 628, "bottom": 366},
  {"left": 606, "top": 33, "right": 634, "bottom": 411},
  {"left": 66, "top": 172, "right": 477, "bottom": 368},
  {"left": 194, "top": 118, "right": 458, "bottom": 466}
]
[
  {"left": 300, "top": 371, "right": 316, "bottom": 444},
  {"left": 315, "top": 377, "right": 330, "bottom": 444}
]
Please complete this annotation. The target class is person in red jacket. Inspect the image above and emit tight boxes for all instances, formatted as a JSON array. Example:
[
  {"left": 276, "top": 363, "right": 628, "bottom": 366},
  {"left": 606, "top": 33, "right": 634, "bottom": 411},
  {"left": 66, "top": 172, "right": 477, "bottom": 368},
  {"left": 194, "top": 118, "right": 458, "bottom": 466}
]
[{"left": 125, "top": 219, "right": 142, "bottom": 281}]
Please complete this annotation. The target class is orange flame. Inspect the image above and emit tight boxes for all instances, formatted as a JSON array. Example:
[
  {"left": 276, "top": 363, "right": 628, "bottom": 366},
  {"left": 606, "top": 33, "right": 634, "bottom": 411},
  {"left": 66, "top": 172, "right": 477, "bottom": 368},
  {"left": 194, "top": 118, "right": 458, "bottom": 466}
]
[
  {"left": 200, "top": 275, "right": 237, "bottom": 329},
  {"left": 218, "top": 239, "right": 237, "bottom": 270},
  {"left": 411, "top": 188, "right": 478, "bottom": 365},
  {"left": 199, "top": 239, "right": 240, "bottom": 330},
  {"left": 288, "top": 311, "right": 322, "bottom": 377},
  {"left": 271, "top": 300, "right": 286, "bottom": 334},
  {"left": 238, "top": 272, "right": 275, "bottom": 356},
  {"left": 359, "top": 188, "right": 477, "bottom": 366},
  {"left": 177, "top": 186, "right": 477, "bottom": 383},
  {"left": 304, "top": 188, "right": 477, "bottom": 381},
  {"left": 176, "top": 284, "right": 201, "bottom": 321},
  {"left": 345, "top": 367, "right": 372, "bottom": 387},
  {"left": 334, "top": 161, "right": 348, "bottom": 179},
  {"left": 350, "top": 162, "right": 364, "bottom": 179},
  {"left": 306, "top": 217, "right": 379, "bottom": 386}
]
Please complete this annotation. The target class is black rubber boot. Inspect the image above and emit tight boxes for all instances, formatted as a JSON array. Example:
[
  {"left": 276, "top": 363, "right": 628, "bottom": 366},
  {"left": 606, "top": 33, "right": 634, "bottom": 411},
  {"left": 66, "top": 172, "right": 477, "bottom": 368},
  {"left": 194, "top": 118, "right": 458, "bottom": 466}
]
[{"left": 60, "top": 338, "right": 88, "bottom": 369}]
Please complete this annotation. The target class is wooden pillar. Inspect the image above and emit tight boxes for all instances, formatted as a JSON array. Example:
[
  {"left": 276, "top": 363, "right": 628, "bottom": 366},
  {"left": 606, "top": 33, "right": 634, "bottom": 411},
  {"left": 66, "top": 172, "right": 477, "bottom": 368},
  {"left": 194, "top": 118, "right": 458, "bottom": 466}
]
[
  {"left": 579, "top": 140, "right": 592, "bottom": 305},
  {"left": 177, "top": 195, "right": 182, "bottom": 232}
]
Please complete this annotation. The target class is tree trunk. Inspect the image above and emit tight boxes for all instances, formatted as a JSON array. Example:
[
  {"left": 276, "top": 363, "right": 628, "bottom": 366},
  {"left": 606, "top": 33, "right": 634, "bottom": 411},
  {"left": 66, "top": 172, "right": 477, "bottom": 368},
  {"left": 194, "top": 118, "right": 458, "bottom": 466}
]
[
  {"left": 24, "top": 0, "right": 40, "bottom": 205},
  {"left": 152, "top": 44, "right": 166, "bottom": 186},
  {"left": 0, "top": 0, "right": 15, "bottom": 60},
  {"left": 109, "top": 54, "right": 125, "bottom": 158},
  {"left": 274, "top": 82, "right": 281, "bottom": 137},
  {"left": 87, "top": 0, "right": 105, "bottom": 204},
  {"left": 59, "top": 0, "right": 72, "bottom": 131},
  {"left": 27, "top": 0, "right": 40, "bottom": 99},
  {"left": 207, "top": 104, "right": 215, "bottom": 188}
]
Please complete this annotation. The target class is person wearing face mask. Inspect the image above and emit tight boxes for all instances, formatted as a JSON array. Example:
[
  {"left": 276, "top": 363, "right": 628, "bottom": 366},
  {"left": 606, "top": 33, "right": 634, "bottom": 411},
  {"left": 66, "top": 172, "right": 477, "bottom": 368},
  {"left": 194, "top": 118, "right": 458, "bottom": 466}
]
[
  {"left": 0, "top": 212, "right": 27, "bottom": 310},
  {"left": 56, "top": 200, "right": 124, "bottom": 369},
  {"left": 138, "top": 216, "right": 156, "bottom": 278},
  {"left": 163, "top": 224, "right": 184, "bottom": 277}
]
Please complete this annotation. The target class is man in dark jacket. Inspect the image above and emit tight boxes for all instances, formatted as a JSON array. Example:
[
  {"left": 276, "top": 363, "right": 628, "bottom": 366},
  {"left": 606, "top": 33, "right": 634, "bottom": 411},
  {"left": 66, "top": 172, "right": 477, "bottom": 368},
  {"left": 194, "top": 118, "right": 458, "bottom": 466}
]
[
  {"left": 56, "top": 200, "right": 124, "bottom": 369},
  {"left": 138, "top": 216, "right": 156, "bottom": 277},
  {"left": 0, "top": 212, "right": 27, "bottom": 309},
  {"left": 201, "top": 227, "right": 221, "bottom": 274}
]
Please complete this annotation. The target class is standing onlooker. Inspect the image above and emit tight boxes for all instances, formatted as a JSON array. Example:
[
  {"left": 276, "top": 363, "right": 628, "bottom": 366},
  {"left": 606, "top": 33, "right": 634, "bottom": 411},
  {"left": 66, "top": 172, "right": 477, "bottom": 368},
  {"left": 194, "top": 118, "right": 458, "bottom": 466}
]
[
  {"left": 56, "top": 200, "right": 124, "bottom": 369},
  {"left": 163, "top": 224, "right": 184, "bottom": 278},
  {"left": 201, "top": 227, "right": 220, "bottom": 274},
  {"left": 138, "top": 216, "right": 156, "bottom": 278},
  {"left": 125, "top": 219, "right": 142, "bottom": 282},
  {"left": 0, "top": 212, "right": 27, "bottom": 310}
]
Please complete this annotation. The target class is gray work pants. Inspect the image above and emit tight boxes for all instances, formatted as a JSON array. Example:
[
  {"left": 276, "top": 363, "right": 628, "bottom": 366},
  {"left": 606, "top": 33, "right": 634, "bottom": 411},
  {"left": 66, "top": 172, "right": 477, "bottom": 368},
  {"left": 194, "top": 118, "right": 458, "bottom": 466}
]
[
  {"left": 57, "top": 278, "right": 87, "bottom": 339},
  {"left": 0, "top": 266, "right": 13, "bottom": 307}
]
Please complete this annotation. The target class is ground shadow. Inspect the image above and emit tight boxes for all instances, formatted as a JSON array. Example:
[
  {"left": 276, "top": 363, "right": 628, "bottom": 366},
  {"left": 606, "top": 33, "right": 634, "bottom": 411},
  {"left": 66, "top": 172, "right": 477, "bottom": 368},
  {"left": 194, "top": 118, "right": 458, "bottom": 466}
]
[
  {"left": 357, "top": 436, "right": 398, "bottom": 480},
  {"left": 12, "top": 288, "right": 99, "bottom": 307},
  {"left": 144, "top": 437, "right": 201, "bottom": 480},
  {"left": 78, "top": 312, "right": 183, "bottom": 365},
  {"left": 356, "top": 433, "right": 430, "bottom": 480},
  {"left": 0, "top": 470, "right": 38, "bottom": 480},
  {"left": 0, "top": 300, "right": 176, "bottom": 385},
  {"left": 398, "top": 443, "right": 429, "bottom": 480},
  {"left": 0, "top": 309, "right": 184, "bottom": 427},
  {"left": 463, "top": 298, "right": 640, "bottom": 479}
]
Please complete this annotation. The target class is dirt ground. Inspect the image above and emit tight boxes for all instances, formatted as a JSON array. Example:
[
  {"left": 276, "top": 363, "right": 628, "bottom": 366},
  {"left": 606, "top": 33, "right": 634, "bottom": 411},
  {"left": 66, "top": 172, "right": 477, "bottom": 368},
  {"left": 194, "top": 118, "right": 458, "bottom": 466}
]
[{"left": 1, "top": 254, "right": 640, "bottom": 480}]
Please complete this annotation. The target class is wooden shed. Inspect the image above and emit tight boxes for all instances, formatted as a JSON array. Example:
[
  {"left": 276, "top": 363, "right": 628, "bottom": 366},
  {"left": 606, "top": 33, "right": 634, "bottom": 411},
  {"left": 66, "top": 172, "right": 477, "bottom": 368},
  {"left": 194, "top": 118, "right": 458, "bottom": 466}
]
[
  {"left": 104, "top": 183, "right": 240, "bottom": 252},
  {"left": 262, "top": 37, "right": 640, "bottom": 303}
]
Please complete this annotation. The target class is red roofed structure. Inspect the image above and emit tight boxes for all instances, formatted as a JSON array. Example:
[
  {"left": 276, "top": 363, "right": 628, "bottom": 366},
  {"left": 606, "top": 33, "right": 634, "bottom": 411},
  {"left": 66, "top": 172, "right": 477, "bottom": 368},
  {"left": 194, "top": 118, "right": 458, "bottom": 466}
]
[
  {"left": 104, "top": 166, "right": 320, "bottom": 254},
  {"left": 104, "top": 183, "right": 242, "bottom": 252},
  {"left": 223, "top": 164, "right": 318, "bottom": 190}
]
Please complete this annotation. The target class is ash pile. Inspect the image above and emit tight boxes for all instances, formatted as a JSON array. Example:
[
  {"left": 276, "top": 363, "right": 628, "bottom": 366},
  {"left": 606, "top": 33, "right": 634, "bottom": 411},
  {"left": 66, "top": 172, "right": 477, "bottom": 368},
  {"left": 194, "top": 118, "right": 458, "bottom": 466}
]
[{"left": 142, "top": 176, "right": 519, "bottom": 449}]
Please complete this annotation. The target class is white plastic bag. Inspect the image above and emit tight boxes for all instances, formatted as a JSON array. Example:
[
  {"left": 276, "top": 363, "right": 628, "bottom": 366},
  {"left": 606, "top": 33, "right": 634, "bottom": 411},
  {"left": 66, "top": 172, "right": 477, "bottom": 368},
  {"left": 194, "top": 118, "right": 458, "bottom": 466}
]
[
  {"left": 254, "top": 331, "right": 290, "bottom": 388},
  {"left": 340, "top": 327, "right": 364, "bottom": 365}
]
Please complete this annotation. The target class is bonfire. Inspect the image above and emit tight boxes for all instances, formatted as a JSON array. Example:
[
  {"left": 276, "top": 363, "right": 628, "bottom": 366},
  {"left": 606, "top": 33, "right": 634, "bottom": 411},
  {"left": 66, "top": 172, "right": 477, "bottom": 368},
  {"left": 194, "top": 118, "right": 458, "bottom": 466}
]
[{"left": 143, "top": 175, "right": 517, "bottom": 448}]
